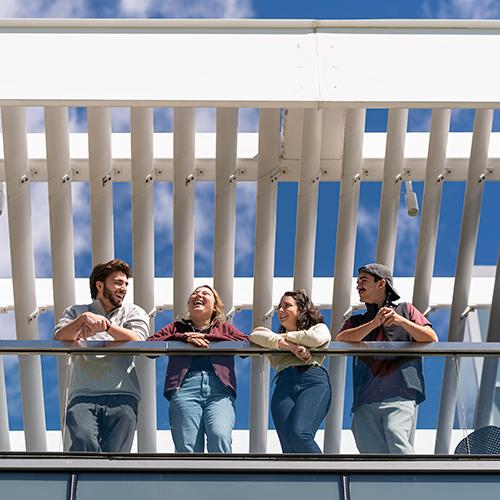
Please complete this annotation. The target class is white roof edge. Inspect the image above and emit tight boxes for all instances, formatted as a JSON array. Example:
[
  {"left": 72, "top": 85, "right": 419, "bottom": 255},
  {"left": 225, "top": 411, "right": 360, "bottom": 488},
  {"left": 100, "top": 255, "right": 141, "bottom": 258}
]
[{"left": 1, "top": 18, "right": 500, "bottom": 30}]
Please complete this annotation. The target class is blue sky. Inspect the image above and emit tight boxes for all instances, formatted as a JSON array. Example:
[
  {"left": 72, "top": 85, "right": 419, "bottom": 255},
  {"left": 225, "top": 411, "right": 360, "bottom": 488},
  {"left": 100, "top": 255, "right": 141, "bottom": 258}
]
[{"left": 0, "top": 0, "right": 499, "bottom": 440}]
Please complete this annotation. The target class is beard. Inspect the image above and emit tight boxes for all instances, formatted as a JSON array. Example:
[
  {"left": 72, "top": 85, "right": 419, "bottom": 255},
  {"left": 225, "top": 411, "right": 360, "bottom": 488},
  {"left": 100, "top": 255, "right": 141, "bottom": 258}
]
[{"left": 103, "top": 285, "right": 123, "bottom": 309}]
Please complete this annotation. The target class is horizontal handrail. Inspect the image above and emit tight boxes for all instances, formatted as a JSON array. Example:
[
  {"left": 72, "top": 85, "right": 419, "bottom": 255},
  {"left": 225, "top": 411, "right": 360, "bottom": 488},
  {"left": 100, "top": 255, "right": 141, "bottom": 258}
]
[{"left": 1, "top": 340, "right": 500, "bottom": 356}]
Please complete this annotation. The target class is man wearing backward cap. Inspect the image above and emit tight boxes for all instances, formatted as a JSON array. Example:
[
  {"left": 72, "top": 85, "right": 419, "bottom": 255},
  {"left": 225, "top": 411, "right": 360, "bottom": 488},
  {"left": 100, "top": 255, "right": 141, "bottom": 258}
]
[{"left": 337, "top": 263, "right": 438, "bottom": 454}]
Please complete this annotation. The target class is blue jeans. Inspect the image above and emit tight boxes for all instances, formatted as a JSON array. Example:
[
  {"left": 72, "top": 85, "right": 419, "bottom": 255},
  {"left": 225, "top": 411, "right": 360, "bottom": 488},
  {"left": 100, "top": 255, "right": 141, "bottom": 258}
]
[
  {"left": 271, "top": 365, "right": 331, "bottom": 453},
  {"left": 65, "top": 394, "right": 138, "bottom": 452},
  {"left": 169, "top": 369, "right": 235, "bottom": 453}
]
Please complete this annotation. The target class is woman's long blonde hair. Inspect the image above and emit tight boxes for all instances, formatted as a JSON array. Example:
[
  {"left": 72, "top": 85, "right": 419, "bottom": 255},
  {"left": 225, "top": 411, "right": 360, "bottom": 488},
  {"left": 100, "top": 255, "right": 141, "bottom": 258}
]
[{"left": 184, "top": 285, "right": 226, "bottom": 325}]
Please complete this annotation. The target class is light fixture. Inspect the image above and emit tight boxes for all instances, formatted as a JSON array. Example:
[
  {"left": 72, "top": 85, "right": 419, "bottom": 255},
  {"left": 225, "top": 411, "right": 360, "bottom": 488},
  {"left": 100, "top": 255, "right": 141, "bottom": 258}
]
[{"left": 405, "top": 180, "right": 419, "bottom": 217}]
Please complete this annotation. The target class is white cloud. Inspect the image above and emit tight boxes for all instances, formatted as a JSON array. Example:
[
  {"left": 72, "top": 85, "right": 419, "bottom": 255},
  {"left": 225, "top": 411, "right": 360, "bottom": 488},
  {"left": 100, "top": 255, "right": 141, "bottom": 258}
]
[
  {"left": 119, "top": 0, "right": 253, "bottom": 18},
  {"left": 357, "top": 205, "right": 379, "bottom": 247},
  {"left": 0, "top": 0, "right": 254, "bottom": 19},
  {"left": 235, "top": 182, "right": 256, "bottom": 273},
  {"left": 423, "top": 0, "right": 500, "bottom": 18}
]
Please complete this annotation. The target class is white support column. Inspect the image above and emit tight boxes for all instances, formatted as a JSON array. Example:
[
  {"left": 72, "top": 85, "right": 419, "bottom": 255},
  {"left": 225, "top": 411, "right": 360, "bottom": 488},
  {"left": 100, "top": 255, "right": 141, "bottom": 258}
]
[
  {"left": 435, "top": 108, "right": 493, "bottom": 454},
  {"left": 475, "top": 248, "right": 500, "bottom": 428},
  {"left": 0, "top": 357, "right": 9, "bottom": 450},
  {"left": 173, "top": 108, "right": 196, "bottom": 317},
  {"left": 131, "top": 107, "right": 157, "bottom": 452},
  {"left": 44, "top": 106, "right": 76, "bottom": 435},
  {"left": 413, "top": 109, "right": 451, "bottom": 312},
  {"left": 324, "top": 108, "right": 365, "bottom": 453},
  {"left": 293, "top": 108, "right": 323, "bottom": 294},
  {"left": 249, "top": 109, "right": 281, "bottom": 453},
  {"left": 376, "top": 108, "right": 408, "bottom": 269},
  {"left": 88, "top": 107, "right": 114, "bottom": 265},
  {"left": 213, "top": 108, "right": 238, "bottom": 311},
  {"left": 1, "top": 106, "right": 46, "bottom": 451}
]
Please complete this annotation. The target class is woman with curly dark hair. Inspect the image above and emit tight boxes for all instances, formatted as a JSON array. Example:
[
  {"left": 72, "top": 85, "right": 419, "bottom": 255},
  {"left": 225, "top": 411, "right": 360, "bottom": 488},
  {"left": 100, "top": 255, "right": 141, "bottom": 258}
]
[{"left": 250, "top": 290, "right": 331, "bottom": 453}]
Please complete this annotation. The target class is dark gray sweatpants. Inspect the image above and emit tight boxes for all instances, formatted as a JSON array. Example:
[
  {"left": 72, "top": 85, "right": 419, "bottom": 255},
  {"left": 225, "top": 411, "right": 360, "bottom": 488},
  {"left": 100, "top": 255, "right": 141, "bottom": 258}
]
[{"left": 65, "top": 394, "right": 138, "bottom": 452}]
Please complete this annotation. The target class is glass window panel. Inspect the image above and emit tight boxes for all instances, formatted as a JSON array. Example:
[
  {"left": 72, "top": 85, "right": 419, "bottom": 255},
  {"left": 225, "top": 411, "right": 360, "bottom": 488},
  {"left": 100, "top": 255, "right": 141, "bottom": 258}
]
[{"left": 0, "top": 472, "right": 69, "bottom": 500}]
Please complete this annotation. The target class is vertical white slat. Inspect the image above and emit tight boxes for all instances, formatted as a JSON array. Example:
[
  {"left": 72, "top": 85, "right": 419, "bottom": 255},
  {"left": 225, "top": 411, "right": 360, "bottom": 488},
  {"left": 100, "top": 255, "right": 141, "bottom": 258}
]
[
  {"left": 88, "top": 107, "right": 114, "bottom": 265},
  {"left": 375, "top": 108, "right": 408, "bottom": 268},
  {"left": 293, "top": 108, "right": 323, "bottom": 294},
  {"left": 249, "top": 109, "right": 281, "bottom": 453},
  {"left": 131, "top": 107, "right": 157, "bottom": 452},
  {"left": 213, "top": 108, "right": 238, "bottom": 312},
  {"left": 412, "top": 109, "right": 451, "bottom": 312},
  {"left": 173, "top": 108, "right": 196, "bottom": 318},
  {"left": 435, "top": 108, "right": 493, "bottom": 454},
  {"left": 44, "top": 106, "right": 76, "bottom": 440},
  {"left": 1, "top": 106, "right": 46, "bottom": 451},
  {"left": 475, "top": 249, "right": 500, "bottom": 428},
  {"left": 324, "top": 108, "right": 366, "bottom": 453}
]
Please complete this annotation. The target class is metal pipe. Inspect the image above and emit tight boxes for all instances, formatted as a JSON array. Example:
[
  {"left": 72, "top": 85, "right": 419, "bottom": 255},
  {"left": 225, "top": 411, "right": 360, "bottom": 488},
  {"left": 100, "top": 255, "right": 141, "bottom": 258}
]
[
  {"left": 1, "top": 106, "right": 46, "bottom": 451},
  {"left": 293, "top": 108, "right": 322, "bottom": 295},
  {"left": 435, "top": 108, "right": 493, "bottom": 454},
  {"left": 87, "top": 107, "right": 114, "bottom": 265},
  {"left": 376, "top": 108, "right": 408, "bottom": 269},
  {"left": 249, "top": 109, "right": 281, "bottom": 453},
  {"left": 213, "top": 108, "right": 238, "bottom": 311},
  {"left": 173, "top": 108, "right": 196, "bottom": 318},
  {"left": 131, "top": 107, "right": 157, "bottom": 452},
  {"left": 324, "top": 108, "right": 365, "bottom": 453},
  {"left": 475, "top": 249, "right": 500, "bottom": 428}
]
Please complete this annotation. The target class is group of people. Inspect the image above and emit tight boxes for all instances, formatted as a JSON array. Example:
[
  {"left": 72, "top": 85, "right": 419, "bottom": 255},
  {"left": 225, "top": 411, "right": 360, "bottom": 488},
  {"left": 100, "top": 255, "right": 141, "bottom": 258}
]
[{"left": 54, "top": 259, "right": 437, "bottom": 455}]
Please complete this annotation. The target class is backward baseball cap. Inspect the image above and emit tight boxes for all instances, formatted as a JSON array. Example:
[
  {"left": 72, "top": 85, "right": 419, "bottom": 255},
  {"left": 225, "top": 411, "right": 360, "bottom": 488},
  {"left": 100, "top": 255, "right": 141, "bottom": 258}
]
[{"left": 358, "top": 263, "right": 401, "bottom": 301}]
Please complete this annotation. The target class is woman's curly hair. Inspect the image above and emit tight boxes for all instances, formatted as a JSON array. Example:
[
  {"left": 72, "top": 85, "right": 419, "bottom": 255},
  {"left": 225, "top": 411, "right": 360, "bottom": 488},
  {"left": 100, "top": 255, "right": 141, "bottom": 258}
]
[{"left": 278, "top": 289, "right": 324, "bottom": 332}]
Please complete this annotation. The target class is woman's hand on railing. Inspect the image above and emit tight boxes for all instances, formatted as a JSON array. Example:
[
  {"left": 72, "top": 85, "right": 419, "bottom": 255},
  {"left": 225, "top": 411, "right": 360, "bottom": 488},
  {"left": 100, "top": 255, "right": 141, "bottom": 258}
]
[
  {"left": 278, "top": 337, "right": 312, "bottom": 363},
  {"left": 185, "top": 332, "right": 210, "bottom": 348}
]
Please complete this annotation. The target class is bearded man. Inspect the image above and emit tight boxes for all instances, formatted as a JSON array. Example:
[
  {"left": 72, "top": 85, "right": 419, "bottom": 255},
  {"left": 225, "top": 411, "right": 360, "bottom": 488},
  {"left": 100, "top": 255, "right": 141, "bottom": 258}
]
[{"left": 54, "top": 259, "right": 149, "bottom": 452}]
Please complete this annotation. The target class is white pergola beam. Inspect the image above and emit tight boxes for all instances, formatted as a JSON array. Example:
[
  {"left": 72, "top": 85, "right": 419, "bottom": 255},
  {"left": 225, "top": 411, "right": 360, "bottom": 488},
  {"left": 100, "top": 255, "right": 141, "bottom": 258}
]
[
  {"left": 88, "top": 107, "right": 114, "bottom": 265},
  {"left": 130, "top": 107, "right": 157, "bottom": 453},
  {"left": 2, "top": 21, "right": 500, "bottom": 106},
  {"left": 213, "top": 108, "right": 238, "bottom": 312},
  {"left": 249, "top": 109, "right": 281, "bottom": 453},
  {"left": 324, "top": 108, "right": 365, "bottom": 453},
  {"left": 1, "top": 106, "right": 46, "bottom": 451},
  {"left": 44, "top": 106, "right": 76, "bottom": 433},
  {"left": 173, "top": 108, "right": 196, "bottom": 317},
  {"left": 375, "top": 108, "right": 408, "bottom": 269},
  {"left": 435, "top": 109, "right": 494, "bottom": 454}
]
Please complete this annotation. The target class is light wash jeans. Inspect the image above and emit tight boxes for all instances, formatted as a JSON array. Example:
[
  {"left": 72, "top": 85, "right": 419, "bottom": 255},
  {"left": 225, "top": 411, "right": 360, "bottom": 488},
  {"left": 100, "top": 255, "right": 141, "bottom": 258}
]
[
  {"left": 352, "top": 397, "right": 417, "bottom": 454},
  {"left": 169, "top": 369, "right": 235, "bottom": 453}
]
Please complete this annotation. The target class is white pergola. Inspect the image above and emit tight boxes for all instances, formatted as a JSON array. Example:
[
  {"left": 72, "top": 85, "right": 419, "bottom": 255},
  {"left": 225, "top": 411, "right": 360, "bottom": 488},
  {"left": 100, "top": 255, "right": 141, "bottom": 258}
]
[{"left": 0, "top": 18, "right": 499, "bottom": 455}]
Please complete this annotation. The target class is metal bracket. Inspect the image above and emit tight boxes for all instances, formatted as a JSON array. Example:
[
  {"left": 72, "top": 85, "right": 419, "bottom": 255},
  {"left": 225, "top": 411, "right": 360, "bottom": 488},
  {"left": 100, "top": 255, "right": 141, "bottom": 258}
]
[
  {"left": 343, "top": 307, "right": 353, "bottom": 321},
  {"left": 185, "top": 168, "right": 205, "bottom": 186},
  {"left": 352, "top": 173, "right": 361, "bottom": 184},
  {"left": 61, "top": 172, "right": 71, "bottom": 184},
  {"left": 478, "top": 168, "right": 494, "bottom": 183},
  {"left": 19, "top": 172, "right": 30, "bottom": 187},
  {"left": 229, "top": 167, "right": 247, "bottom": 183},
  {"left": 269, "top": 166, "right": 288, "bottom": 184},
  {"left": 263, "top": 306, "right": 275, "bottom": 322},
  {"left": 145, "top": 173, "right": 154, "bottom": 184},
  {"left": 147, "top": 308, "right": 157, "bottom": 319},
  {"left": 460, "top": 305, "right": 476, "bottom": 320},
  {"left": 423, "top": 305, "right": 437, "bottom": 317},
  {"left": 394, "top": 173, "right": 403, "bottom": 184},
  {"left": 102, "top": 172, "right": 113, "bottom": 187},
  {"left": 311, "top": 167, "right": 329, "bottom": 185},
  {"left": 0, "top": 306, "right": 8, "bottom": 314},
  {"left": 226, "top": 306, "right": 242, "bottom": 320}
]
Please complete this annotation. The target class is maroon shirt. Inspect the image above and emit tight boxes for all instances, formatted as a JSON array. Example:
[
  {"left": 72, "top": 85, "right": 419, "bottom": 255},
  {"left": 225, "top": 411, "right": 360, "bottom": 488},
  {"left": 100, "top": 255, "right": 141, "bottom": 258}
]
[{"left": 148, "top": 319, "right": 248, "bottom": 399}]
